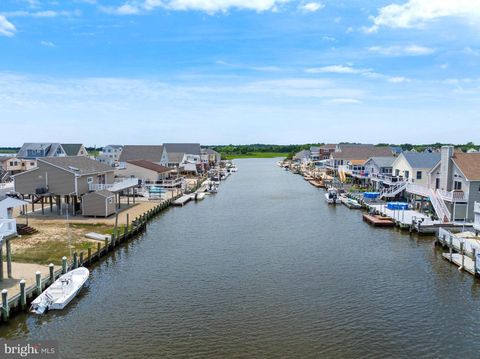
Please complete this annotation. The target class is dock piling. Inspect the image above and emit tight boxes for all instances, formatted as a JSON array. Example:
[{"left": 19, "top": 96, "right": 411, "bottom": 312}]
[
  {"left": 73, "top": 252, "right": 78, "bottom": 269},
  {"left": 19, "top": 280, "right": 26, "bottom": 310},
  {"left": 2, "top": 289, "right": 9, "bottom": 321},
  {"left": 35, "top": 271, "right": 42, "bottom": 295},
  {"left": 62, "top": 256, "right": 67, "bottom": 274},
  {"left": 49, "top": 263, "right": 54, "bottom": 282}
]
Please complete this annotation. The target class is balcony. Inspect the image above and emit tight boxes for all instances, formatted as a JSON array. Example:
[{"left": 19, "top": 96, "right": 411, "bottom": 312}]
[
  {"left": 437, "top": 189, "right": 467, "bottom": 203},
  {"left": 89, "top": 178, "right": 139, "bottom": 192},
  {"left": 370, "top": 173, "right": 404, "bottom": 185}
]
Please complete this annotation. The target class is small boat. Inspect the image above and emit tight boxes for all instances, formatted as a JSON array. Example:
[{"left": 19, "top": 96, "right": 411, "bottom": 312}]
[
  {"left": 31, "top": 267, "right": 89, "bottom": 314},
  {"left": 340, "top": 196, "right": 362, "bottom": 209},
  {"left": 325, "top": 188, "right": 341, "bottom": 204},
  {"left": 195, "top": 192, "right": 206, "bottom": 201}
]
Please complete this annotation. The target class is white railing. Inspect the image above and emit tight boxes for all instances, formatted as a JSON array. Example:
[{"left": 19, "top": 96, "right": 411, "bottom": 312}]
[
  {"left": 429, "top": 189, "right": 451, "bottom": 223},
  {"left": 437, "top": 189, "right": 467, "bottom": 203},
  {"left": 406, "top": 183, "right": 430, "bottom": 197},
  {"left": 370, "top": 173, "right": 404, "bottom": 184},
  {"left": 0, "top": 218, "right": 17, "bottom": 240},
  {"left": 89, "top": 178, "right": 139, "bottom": 192},
  {"left": 380, "top": 181, "right": 407, "bottom": 198},
  {"left": 0, "top": 182, "right": 14, "bottom": 190}
]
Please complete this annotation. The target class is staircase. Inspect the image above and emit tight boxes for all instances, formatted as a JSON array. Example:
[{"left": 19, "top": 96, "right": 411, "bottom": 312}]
[
  {"left": 380, "top": 181, "right": 407, "bottom": 199},
  {"left": 16, "top": 224, "right": 39, "bottom": 235},
  {"left": 429, "top": 189, "right": 451, "bottom": 223}
]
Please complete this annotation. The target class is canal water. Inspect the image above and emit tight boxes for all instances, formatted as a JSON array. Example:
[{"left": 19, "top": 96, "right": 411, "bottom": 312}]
[{"left": 1, "top": 158, "right": 480, "bottom": 358}]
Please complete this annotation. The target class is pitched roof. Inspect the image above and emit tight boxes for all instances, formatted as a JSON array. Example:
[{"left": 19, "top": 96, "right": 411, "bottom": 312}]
[
  {"left": 39, "top": 156, "right": 114, "bottom": 175},
  {"left": 321, "top": 144, "right": 336, "bottom": 150},
  {"left": 0, "top": 156, "right": 13, "bottom": 163},
  {"left": 331, "top": 146, "right": 393, "bottom": 161},
  {"left": 119, "top": 145, "right": 164, "bottom": 163},
  {"left": 349, "top": 159, "right": 367, "bottom": 165},
  {"left": 17, "top": 143, "right": 63, "bottom": 159},
  {"left": 401, "top": 152, "right": 441, "bottom": 169},
  {"left": 163, "top": 143, "right": 201, "bottom": 156},
  {"left": 367, "top": 156, "right": 396, "bottom": 168},
  {"left": 105, "top": 145, "right": 123, "bottom": 149},
  {"left": 310, "top": 146, "right": 320, "bottom": 152},
  {"left": 61, "top": 144, "right": 84, "bottom": 156},
  {"left": 452, "top": 153, "right": 480, "bottom": 181},
  {"left": 126, "top": 160, "right": 172, "bottom": 173}
]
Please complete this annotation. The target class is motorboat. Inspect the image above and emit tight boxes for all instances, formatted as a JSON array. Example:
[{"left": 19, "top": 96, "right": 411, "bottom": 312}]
[
  {"left": 325, "top": 188, "right": 341, "bottom": 204},
  {"left": 31, "top": 267, "right": 89, "bottom": 314}
]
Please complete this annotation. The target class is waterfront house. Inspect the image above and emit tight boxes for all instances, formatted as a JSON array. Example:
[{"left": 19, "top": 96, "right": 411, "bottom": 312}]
[
  {"left": 0, "top": 156, "right": 37, "bottom": 179},
  {"left": 364, "top": 156, "right": 396, "bottom": 190},
  {"left": 0, "top": 197, "right": 28, "bottom": 241},
  {"left": 82, "top": 190, "right": 116, "bottom": 217},
  {"left": 163, "top": 143, "right": 202, "bottom": 168},
  {"left": 294, "top": 150, "right": 311, "bottom": 164},
  {"left": 97, "top": 145, "right": 124, "bottom": 166},
  {"left": 120, "top": 160, "right": 173, "bottom": 184},
  {"left": 61, "top": 144, "right": 89, "bottom": 157},
  {"left": 328, "top": 144, "right": 394, "bottom": 170},
  {"left": 17, "top": 143, "right": 66, "bottom": 159},
  {"left": 13, "top": 156, "right": 117, "bottom": 215},
  {"left": 392, "top": 151, "right": 440, "bottom": 186},
  {"left": 201, "top": 148, "right": 221, "bottom": 166},
  {"left": 319, "top": 144, "right": 336, "bottom": 160},
  {"left": 119, "top": 145, "right": 166, "bottom": 167},
  {"left": 310, "top": 147, "right": 320, "bottom": 161},
  {"left": 427, "top": 146, "right": 480, "bottom": 221}
]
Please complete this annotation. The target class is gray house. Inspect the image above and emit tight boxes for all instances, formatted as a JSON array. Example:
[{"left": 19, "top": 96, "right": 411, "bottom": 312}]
[
  {"left": 119, "top": 145, "right": 166, "bottom": 166},
  {"left": 82, "top": 190, "right": 116, "bottom": 217},
  {"left": 13, "top": 156, "right": 115, "bottom": 215},
  {"left": 17, "top": 143, "right": 66, "bottom": 160},
  {"left": 163, "top": 143, "right": 202, "bottom": 168}
]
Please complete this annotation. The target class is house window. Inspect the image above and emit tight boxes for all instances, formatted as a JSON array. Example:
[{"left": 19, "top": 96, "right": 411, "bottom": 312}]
[
  {"left": 87, "top": 177, "right": 94, "bottom": 184},
  {"left": 435, "top": 178, "right": 440, "bottom": 189},
  {"left": 416, "top": 171, "right": 422, "bottom": 180},
  {"left": 108, "top": 197, "right": 113, "bottom": 204},
  {"left": 454, "top": 181, "right": 462, "bottom": 190},
  {"left": 395, "top": 169, "right": 400, "bottom": 176},
  {"left": 404, "top": 170, "right": 409, "bottom": 179}
]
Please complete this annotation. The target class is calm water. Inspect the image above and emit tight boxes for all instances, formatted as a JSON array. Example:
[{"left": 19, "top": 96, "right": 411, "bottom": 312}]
[{"left": 2, "top": 158, "right": 480, "bottom": 358}]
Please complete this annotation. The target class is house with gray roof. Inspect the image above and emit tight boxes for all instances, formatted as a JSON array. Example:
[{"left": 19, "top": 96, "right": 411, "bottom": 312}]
[
  {"left": 17, "top": 143, "right": 66, "bottom": 160},
  {"left": 392, "top": 152, "right": 441, "bottom": 186},
  {"left": 119, "top": 145, "right": 166, "bottom": 167},
  {"left": 61, "top": 144, "right": 89, "bottom": 157},
  {"left": 201, "top": 148, "right": 221, "bottom": 165},
  {"left": 163, "top": 143, "right": 202, "bottom": 168}
]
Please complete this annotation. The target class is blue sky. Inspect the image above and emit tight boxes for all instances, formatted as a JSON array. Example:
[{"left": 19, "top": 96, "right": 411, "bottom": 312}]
[{"left": 0, "top": 0, "right": 479, "bottom": 146}]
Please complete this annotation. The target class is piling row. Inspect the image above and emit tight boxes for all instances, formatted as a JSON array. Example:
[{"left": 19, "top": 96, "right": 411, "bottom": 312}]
[{"left": 1, "top": 194, "right": 181, "bottom": 323}]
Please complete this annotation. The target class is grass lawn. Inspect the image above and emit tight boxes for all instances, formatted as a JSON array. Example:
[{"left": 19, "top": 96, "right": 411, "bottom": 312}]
[
  {"left": 224, "top": 152, "right": 287, "bottom": 159},
  {"left": 8, "top": 223, "right": 121, "bottom": 265}
]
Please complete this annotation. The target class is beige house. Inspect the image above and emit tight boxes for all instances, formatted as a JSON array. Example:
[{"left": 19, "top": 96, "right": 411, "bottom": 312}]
[
  {"left": 82, "top": 190, "right": 116, "bottom": 217},
  {"left": 119, "top": 160, "right": 172, "bottom": 184}
]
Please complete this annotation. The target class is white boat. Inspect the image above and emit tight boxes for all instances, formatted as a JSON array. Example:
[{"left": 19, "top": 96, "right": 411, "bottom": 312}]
[
  {"left": 31, "top": 267, "right": 89, "bottom": 314},
  {"left": 325, "top": 188, "right": 341, "bottom": 204}
]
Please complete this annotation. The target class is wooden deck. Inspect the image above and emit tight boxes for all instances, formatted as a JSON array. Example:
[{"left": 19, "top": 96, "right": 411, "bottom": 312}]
[{"left": 362, "top": 214, "right": 395, "bottom": 227}]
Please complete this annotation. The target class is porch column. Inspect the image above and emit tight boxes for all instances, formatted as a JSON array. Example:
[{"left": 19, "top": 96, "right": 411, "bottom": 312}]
[
  {"left": 41, "top": 196, "right": 44, "bottom": 215},
  {"left": 50, "top": 195, "right": 53, "bottom": 213},
  {"left": 6, "top": 239, "right": 12, "bottom": 279}
]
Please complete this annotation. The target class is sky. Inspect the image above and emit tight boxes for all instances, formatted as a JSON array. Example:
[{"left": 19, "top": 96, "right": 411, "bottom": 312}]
[{"left": 0, "top": 0, "right": 479, "bottom": 146}]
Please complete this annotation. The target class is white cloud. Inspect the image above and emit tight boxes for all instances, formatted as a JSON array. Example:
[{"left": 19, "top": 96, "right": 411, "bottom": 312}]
[
  {"left": 105, "top": 0, "right": 291, "bottom": 14},
  {"left": 299, "top": 2, "right": 324, "bottom": 12},
  {"left": 327, "top": 98, "right": 362, "bottom": 104},
  {"left": 0, "top": 15, "right": 16, "bottom": 37},
  {"left": 4, "top": 10, "right": 82, "bottom": 18},
  {"left": 368, "top": 45, "right": 435, "bottom": 56},
  {"left": 388, "top": 76, "right": 410, "bottom": 83},
  {"left": 368, "top": 0, "right": 480, "bottom": 32},
  {"left": 40, "top": 40, "right": 56, "bottom": 47},
  {"left": 306, "top": 65, "right": 371, "bottom": 74}
]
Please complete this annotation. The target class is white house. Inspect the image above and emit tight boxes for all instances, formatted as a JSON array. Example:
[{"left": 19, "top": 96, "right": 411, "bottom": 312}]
[
  {"left": 0, "top": 197, "right": 28, "bottom": 241},
  {"left": 392, "top": 152, "right": 440, "bottom": 187},
  {"left": 98, "top": 145, "right": 123, "bottom": 166}
]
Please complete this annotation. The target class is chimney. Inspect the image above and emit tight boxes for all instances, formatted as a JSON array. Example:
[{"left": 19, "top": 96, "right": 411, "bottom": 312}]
[{"left": 440, "top": 146, "right": 454, "bottom": 191}]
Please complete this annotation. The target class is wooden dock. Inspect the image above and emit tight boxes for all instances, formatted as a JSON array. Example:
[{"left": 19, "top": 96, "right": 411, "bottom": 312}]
[
  {"left": 173, "top": 195, "right": 191, "bottom": 206},
  {"left": 362, "top": 214, "right": 395, "bottom": 227}
]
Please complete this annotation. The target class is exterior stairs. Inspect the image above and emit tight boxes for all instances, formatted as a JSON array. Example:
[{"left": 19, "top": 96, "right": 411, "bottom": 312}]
[
  {"left": 380, "top": 181, "right": 407, "bottom": 199},
  {"left": 429, "top": 189, "right": 451, "bottom": 223},
  {"left": 17, "top": 224, "right": 39, "bottom": 235}
]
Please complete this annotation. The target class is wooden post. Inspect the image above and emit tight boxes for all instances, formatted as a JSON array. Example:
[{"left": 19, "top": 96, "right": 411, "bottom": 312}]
[
  {"left": 79, "top": 252, "right": 84, "bottom": 266},
  {"left": 473, "top": 248, "right": 477, "bottom": 276},
  {"left": 50, "top": 195, "right": 53, "bottom": 213},
  {"left": 97, "top": 242, "right": 101, "bottom": 258},
  {"left": 19, "top": 280, "right": 26, "bottom": 310},
  {"left": 0, "top": 245, "right": 3, "bottom": 281},
  {"left": 87, "top": 247, "right": 92, "bottom": 264},
  {"left": 6, "top": 238, "right": 12, "bottom": 279},
  {"left": 35, "top": 271, "right": 42, "bottom": 295},
  {"left": 62, "top": 256, "right": 67, "bottom": 274},
  {"left": 460, "top": 242, "right": 465, "bottom": 269},
  {"left": 73, "top": 252, "right": 78, "bottom": 269},
  {"left": 2, "top": 289, "right": 9, "bottom": 321},
  {"left": 31, "top": 195, "right": 35, "bottom": 213},
  {"left": 449, "top": 236, "right": 453, "bottom": 262},
  {"left": 49, "top": 263, "right": 54, "bottom": 282},
  {"left": 104, "top": 237, "right": 109, "bottom": 252},
  {"left": 41, "top": 196, "right": 44, "bottom": 215}
]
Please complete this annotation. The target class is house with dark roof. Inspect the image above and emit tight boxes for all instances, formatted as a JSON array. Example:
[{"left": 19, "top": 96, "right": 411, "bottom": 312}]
[
  {"left": 294, "top": 150, "right": 311, "bottom": 163},
  {"left": 328, "top": 144, "right": 394, "bottom": 169},
  {"left": 61, "top": 144, "right": 89, "bottom": 157},
  {"left": 119, "top": 145, "right": 166, "bottom": 166},
  {"left": 163, "top": 143, "right": 202, "bottom": 168},
  {"left": 392, "top": 151, "right": 441, "bottom": 186}
]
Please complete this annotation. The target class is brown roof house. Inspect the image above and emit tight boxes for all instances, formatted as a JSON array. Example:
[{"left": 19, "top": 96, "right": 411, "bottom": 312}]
[
  {"left": 119, "top": 160, "right": 173, "bottom": 184},
  {"left": 329, "top": 144, "right": 394, "bottom": 169},
  {"left": 428, "top": 146, "right": 480, "bottom": 221}
]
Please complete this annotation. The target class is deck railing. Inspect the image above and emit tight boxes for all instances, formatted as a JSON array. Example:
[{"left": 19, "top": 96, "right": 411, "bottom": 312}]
[
  {"left": 406, "top": 183, "right": 430, "bottom": 197},
  {"left": 89, "top": 178, "right": 139, "bottom": 192},
  {"left": 437, "top": 189, "right": 467, "bottom": 203}
]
